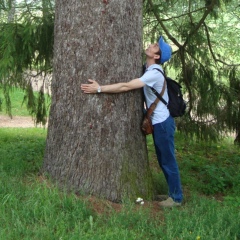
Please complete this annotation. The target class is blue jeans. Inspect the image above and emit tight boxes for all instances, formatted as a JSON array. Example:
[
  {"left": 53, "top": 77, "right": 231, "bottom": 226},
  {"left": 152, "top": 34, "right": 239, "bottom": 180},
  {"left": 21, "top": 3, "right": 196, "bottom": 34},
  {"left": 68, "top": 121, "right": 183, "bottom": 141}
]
[{"left": 153, "top": 116, "right": 183, "bottom": 203}]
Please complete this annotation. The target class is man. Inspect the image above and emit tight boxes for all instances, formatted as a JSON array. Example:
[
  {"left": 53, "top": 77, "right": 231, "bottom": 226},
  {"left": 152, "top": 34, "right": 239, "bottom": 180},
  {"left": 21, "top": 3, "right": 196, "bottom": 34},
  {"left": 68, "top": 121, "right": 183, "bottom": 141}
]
[{"left": 81, "top": 36, "right": 183, "bottom": 207}]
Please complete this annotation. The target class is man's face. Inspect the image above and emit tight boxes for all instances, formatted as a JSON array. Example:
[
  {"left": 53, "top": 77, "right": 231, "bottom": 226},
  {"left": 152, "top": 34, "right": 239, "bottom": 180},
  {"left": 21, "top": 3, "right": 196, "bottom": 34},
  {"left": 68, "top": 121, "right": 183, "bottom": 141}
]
[{"left": 145, "top": 43, "right": 161, "bottom": 58}]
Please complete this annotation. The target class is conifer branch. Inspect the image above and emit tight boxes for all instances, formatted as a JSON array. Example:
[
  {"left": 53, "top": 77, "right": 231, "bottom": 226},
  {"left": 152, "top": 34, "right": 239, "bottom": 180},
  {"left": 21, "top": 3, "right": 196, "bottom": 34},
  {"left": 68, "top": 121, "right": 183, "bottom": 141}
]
[
  {"left": 183, "top": 0, "right": 217, "bottom": 48},
  {"left": 164, "top": 7, "right": 207, "bottom": 22},
  {"left": 28, "top": 68, "right": 52, "bottom": 78},
  {"left": 203, "top": 23, "right": 240, "bottom": 67},
  {"left": 147, "top": 0, "right": 180, "bottom": 48}
]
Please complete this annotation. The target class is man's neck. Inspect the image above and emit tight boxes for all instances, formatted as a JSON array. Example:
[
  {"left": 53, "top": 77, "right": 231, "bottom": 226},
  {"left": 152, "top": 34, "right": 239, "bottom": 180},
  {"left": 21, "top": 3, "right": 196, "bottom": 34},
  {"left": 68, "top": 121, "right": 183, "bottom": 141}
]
[{"left": 146, "top": 58, "right": 156, "bottom": 68}]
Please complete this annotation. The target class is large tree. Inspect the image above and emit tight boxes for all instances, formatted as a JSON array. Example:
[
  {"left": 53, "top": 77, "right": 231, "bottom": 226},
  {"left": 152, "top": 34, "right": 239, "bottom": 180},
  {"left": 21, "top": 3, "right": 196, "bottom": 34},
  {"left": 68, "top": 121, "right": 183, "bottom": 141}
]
[{"left": 43, "top": 0, "right": 153, "bottom": 202}]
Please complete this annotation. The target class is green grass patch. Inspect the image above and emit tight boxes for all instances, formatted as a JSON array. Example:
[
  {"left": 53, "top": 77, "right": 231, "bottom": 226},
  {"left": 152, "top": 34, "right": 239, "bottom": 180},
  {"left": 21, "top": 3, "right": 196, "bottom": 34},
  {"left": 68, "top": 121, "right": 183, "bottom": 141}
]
[
  {"left": 0, "top": 88, "right": 30, "bottom": 116},
  {"left": 0, "top": 87, "right": 51, "bottom": 117},
  {"left": 175, "top": 135, "right": 240, "bottom": 196},
  {"left": 0, "top": 128, "right": 240, "bottom": 239}
]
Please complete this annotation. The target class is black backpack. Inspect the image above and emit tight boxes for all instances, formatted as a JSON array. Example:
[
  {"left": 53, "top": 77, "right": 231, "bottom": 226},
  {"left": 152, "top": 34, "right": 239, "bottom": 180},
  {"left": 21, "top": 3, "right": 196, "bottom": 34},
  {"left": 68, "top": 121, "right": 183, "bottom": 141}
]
[{"left": 151, "top": 68, "right": 186, "bottom": 118}]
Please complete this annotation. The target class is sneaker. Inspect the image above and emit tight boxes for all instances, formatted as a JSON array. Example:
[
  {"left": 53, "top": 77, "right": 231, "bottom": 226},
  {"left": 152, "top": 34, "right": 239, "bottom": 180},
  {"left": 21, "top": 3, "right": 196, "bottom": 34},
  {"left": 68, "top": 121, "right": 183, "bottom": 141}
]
[
  {"left": 155, "top": 194, "right": 169, "bottom": 201},
  {"left": 159, "top": 197, "right": 182, "bottom": 207}
]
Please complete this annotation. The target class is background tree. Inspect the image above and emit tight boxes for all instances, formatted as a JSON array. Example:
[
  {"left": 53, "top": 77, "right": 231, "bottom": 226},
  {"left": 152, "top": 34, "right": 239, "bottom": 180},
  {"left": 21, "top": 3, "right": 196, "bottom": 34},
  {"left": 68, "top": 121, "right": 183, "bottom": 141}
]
[
  {"left": 43, "top": 0, "right": 153, "bottom": 202},
  {"left": 0, "top": 0, "right": 54, "bottom": 122},
  {"left": 7, "top": 0, "right": 16, "bottom": 22},
  {"left": 143, "top": 0, "right": 240, "bottom": 144}
]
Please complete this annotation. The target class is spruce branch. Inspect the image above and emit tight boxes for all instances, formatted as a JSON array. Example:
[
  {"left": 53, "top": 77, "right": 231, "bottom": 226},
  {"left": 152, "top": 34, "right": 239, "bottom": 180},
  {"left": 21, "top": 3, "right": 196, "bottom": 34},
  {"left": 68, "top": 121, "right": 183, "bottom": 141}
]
[
  {"left": 147, "top": 0, "right": 180, "bottom": 48},
  {"left": 203, "top": 23, "right": 240, "bottom": 67},
  {"left": 156, "top": 7, "right": 207, "bottom": 22},
  {"left": 183, "top": 0, "right": 217, "bottom": 48}
]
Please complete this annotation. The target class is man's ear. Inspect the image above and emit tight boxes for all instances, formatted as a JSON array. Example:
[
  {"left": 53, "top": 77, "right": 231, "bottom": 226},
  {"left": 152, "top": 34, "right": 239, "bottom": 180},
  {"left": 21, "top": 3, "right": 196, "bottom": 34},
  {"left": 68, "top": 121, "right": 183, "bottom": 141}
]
[{"left": 154, "top": 54, "right": 160, "bottom": 60}]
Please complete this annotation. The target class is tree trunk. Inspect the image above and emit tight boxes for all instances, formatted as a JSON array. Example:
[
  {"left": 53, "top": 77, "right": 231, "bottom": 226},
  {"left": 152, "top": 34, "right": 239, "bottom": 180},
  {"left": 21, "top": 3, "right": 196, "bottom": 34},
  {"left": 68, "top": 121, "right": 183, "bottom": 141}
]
[
  {"left": 43, "top": 0, "right": 153, "bottom": 202},
  {"left": 7, "top": 0, "right": 16, "bottom": 22},
  {"left": 234, "top": 119, "right": 240, "bottom": 145}
]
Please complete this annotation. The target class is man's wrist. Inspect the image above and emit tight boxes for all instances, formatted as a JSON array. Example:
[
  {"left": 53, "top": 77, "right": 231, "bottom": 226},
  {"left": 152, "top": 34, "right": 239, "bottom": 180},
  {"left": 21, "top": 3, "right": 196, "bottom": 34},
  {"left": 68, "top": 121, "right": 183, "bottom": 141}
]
[{"left": 97, "top": 85, "right": 101, "bottom": 93}]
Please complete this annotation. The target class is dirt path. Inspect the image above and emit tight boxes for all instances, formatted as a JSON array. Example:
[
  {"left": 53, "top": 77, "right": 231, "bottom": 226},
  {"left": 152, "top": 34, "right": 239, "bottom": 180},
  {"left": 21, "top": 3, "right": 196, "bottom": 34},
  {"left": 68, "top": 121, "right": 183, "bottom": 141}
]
[{"left": 0, "top": 115, "right": 46, "bottom": 128}]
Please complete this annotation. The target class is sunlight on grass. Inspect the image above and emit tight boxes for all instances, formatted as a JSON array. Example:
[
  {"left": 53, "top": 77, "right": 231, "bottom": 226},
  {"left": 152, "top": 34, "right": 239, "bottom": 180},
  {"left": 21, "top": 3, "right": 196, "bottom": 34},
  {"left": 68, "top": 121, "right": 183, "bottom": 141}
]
[
  {"left": 0, "top": 87, "right": 51, "bottom": 117},
  {"left": 0, "top": 128, "right": 240, "bottom": 239},
  {"left": 0, "top": 88, "right": 31, "bottom": 116}
]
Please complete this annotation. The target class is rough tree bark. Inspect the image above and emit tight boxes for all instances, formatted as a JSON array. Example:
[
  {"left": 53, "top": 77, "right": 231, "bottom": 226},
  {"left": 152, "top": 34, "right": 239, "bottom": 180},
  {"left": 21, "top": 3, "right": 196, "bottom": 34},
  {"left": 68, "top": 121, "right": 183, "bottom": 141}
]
[{"left": 43, "top": 0, "right": 153, "bottom": 202}]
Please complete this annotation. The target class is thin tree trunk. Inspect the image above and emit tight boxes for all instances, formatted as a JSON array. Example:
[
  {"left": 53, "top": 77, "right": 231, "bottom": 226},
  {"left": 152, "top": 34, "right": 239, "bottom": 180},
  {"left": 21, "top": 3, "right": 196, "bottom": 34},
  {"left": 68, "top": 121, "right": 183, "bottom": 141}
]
[
  {"left": 234, "top": 115, "right": 240, "bottom": 145},
  {"left": 43, "top": 0, "right": 153, "bottom": 202},
  {"left": 7, "top": 0, "right": 16, "bottom": 22}
]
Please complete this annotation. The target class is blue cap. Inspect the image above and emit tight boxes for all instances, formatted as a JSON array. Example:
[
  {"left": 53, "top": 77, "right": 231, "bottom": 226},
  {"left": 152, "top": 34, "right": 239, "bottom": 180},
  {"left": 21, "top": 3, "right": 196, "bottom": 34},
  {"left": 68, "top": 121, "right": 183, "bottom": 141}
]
[{"left": 158, "top": 36, "right": 172, "bottom": 64}]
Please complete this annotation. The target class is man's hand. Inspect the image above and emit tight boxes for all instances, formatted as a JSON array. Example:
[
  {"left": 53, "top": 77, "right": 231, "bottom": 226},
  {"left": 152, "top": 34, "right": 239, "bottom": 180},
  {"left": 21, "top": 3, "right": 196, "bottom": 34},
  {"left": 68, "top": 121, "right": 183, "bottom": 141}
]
[{"left": 81, "top": 79, "right": 100, "bottom": 93}]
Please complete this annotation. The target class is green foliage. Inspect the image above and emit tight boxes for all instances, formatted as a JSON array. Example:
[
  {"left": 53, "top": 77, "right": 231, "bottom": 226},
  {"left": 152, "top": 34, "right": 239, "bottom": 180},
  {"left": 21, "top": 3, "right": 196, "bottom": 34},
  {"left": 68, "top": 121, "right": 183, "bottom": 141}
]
[
  {"left": 202, "top": 157, "right": 240, "bottom": 195},
  {"left": 200, "top": 165, "right": 234, "bottom": 194},
  {"left": 0, "top": 128, "right": 240, "bottom": 239},
  {"left": 0, "top": 0, "right": 54, "bottom": 124},
  {"left": 144, "top": 0, "right": 240, "bottom": 143},
  {"left": 224, "top": 196, "right": 240, "bottom": 208}
]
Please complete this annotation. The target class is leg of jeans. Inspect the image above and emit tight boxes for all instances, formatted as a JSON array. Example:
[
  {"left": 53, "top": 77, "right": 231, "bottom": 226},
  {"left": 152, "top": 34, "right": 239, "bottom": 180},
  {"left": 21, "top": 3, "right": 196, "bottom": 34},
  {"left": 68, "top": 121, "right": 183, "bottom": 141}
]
[{"left": 153, "top": 116, "right": 183, "bottom": 203}]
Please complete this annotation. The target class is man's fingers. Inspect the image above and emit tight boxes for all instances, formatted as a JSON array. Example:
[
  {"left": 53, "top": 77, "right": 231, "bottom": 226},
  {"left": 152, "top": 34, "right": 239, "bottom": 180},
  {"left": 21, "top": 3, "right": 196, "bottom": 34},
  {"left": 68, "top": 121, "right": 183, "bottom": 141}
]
[{"left": 88, "top": 79, "right": 95, "bottom": 83}]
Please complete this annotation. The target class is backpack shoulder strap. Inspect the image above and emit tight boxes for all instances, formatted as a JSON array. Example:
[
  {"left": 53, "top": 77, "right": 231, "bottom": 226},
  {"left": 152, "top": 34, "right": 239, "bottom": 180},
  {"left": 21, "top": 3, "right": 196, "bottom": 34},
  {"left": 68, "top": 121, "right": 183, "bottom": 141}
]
[
  {"left": 150, "top": 68, "right": 168, "bottom": 105},
  {"left": 146, "top": 78, "right": 166, "bottom": 117},
  {"left": 153, "top": 68, "right": 165, "bottom": 77}
]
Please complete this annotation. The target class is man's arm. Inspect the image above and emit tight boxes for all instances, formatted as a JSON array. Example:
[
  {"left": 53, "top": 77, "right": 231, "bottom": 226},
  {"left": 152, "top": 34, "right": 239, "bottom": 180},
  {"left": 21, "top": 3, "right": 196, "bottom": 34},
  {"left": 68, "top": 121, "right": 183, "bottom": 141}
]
[{"left": 81, "top": 78, "right": 145, "bottom": 94}]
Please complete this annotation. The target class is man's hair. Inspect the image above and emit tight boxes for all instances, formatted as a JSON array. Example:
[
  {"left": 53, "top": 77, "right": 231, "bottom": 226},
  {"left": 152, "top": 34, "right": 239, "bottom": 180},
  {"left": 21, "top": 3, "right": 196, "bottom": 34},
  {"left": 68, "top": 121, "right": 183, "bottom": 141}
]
[{"left": 155, "top": 49, "right": 161, "bottom": 64}]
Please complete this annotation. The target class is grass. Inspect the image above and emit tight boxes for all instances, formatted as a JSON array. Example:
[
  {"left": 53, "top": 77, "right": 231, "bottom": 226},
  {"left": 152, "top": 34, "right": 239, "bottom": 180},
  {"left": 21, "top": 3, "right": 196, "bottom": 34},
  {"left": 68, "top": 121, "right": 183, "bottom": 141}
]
[
  {"left": 0, "top": 127, "right": 240, "bottom": 240},
  {"left": 0, "top": 88, "right": 31, "bottom": 116},
  {"left": 0, "top": 87, "right": 51, "bottom": 117}
]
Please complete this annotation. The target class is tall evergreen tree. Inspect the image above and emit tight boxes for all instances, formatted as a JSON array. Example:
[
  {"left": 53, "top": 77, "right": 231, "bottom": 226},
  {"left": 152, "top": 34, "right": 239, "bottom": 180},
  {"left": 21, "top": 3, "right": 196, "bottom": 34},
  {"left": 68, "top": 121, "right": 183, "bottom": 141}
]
[
  {"left": 144, "top": 0, "right": 240, "bottom": 144},
  {"left": 43, "top": 0, "right": 153, "bottom": 202}
]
